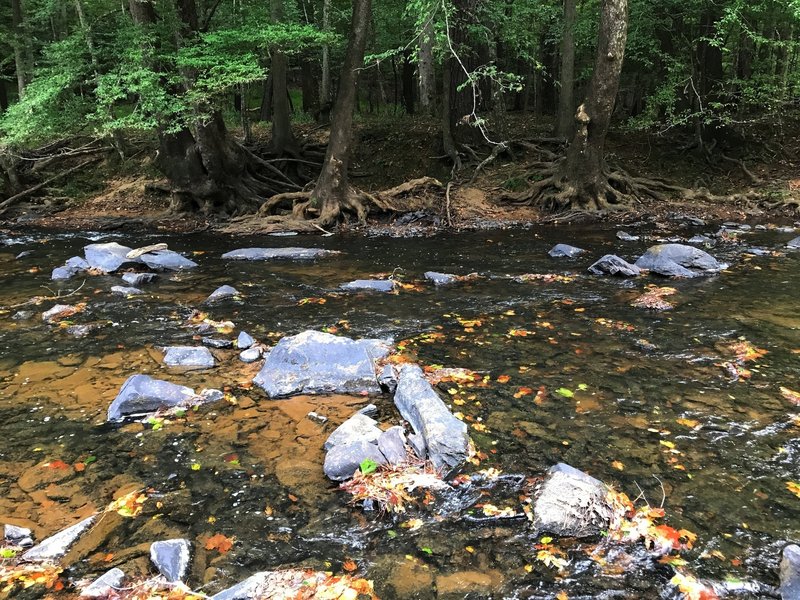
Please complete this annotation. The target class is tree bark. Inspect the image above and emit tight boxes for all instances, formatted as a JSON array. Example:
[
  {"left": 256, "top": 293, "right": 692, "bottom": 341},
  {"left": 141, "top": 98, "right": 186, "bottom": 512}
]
[
  {"left": 555, "top": 0, "right": 628, "bottom": 209},
  {"left": 308, "top": 0, "right": 372, "bottom": 225},
  {"left": 319, "top": 0, "right": 332, "bottom": 104},
  {"left": 269, "top": 0, "right": 300, "bottom": 155},
  {"left": 555, "top": 0, "right": 576, "bottom": 139},
  {"left": 446, "top": 0, "right": 483, "bottom": 146},
  {"left": 11, "top": 0, "right": 29, "bottom": 98},
  {"left": 418, "top": 18, "right": 435, "bottom": 115},
  {"left": 301, "top": 57, "right": 319, "bottom": 114},
  {"left": 401, "top": 49, "right": 415, "bottom": 114}
]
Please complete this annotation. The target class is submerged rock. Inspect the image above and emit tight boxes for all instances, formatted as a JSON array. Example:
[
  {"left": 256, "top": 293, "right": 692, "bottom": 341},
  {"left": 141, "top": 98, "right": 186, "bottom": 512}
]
[
  {"left": 237, "top": 331, "right": 255, "bottom": 349},
  {"left": 425, "top": 271, "right": 457, "bottom": 285},
  {"left": 22, "top": 515, "right": 96, "bottom": 562},
  {"left": 324, "top": 413, "right": 382, "bottom": 451},
  {"left": 533, "top": 463, "right": 613, "bottom": 538},
  {"left": 687, "top": 234, "right": 714, "bottom": 245},
  {"left": 635, "top": 243, "right": 727, "bottom": 277},
  {"left": 393, "top": 364, "right": 469, "bottom": 473},
  {"left": 548, "top": 244, "right": 585, "bottom": 258},
  {"left": 12, "top": 310, "right": 34, "bottom": 321},
  {"left": 110, "top": 285, "right": 145, "bottom": 296},
  {"left": 787, "top": 236, "right": 800, "bottom": 249},
  {"left": 84, "top": 242, "right": 137, "bottom": 273},
  {"left": 163, "top": 346, "right": 215, "bottom": 369},
  {"left": 139, "top": 250, "right": 197, "bottom": 271},
  {"left": 221, "top": 247, "right": 336, "bottom": 261},
  {"left": 616, "top": 231, "right": 640, "bottom": 242},
  {"left": 121, "top": 272, "right": 157, "bottom": 286},
  {"left": 340, "top": 279, "right": 395, "bottom": 292},
  {"left": 4, "top": 524, "right": 33, "bottom": 547},
  {"left": 150, "top": 539, "right": 191, "bottom": 582},
  {"left": 239, "top": 347, "right": 262, "bottom": 363},
  {"left": 203, "top": 337, "right": 233, "bottom": 349},
  {"left": 587, "top": 255, "right": 640, "bottom": 277},
  {"left": 780, "top": 544, "right": 800, "bottom": 600},
  {"left": 205, "top": 285, "right": 240, "bottom": 303},
  {"left": 107, "top": 374, "right": 196, "bottom": 421},
  {"left": 81, "top": 568, "right": 125, "bottom": 598},
  {"left": 52, "top": 256, "right": 89, "bottom": 280},
  {"left": 253, "top": 330, "right": 390, "bottom": 397},
  {"left": 378, "top": 426, "right": 408, "bottom": 464},
  {"left": 323, "top": 440, "right": 387, "bottom": 481},
  {"left": 42, "top": 304, "right": 82, "bottom": 322}
]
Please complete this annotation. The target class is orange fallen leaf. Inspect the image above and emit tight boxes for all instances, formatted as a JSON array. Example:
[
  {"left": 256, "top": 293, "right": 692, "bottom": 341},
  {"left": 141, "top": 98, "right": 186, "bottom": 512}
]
[
  {"left": 205, "top": 533, "right": 234, "bottom": 553},
  {"left": 342, "top": 560, "right": 357, "bottom": 572},
  {"left": 44, "top": 460, "right": 70, "bottom": 470},
  {"left": 73, "top": 462, "right": 86, "bottom": 472},
  {"left": 780, "top": 387, "right": 800, "bottom": 405},
  {"left": 103, "top": 553, "right": 114, "bottom": 562},
  {"left": 497, "top": 375, "right": 510, "bottom": 384},
  {"left": 288, "top": 493, "right": 299, "bottom": 502}
]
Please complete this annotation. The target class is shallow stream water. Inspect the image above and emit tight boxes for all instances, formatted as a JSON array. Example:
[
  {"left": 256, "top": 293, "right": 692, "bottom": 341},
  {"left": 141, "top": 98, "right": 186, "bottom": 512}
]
[{"left": 0, "top": 222, "right": 798, "bottom": 599}]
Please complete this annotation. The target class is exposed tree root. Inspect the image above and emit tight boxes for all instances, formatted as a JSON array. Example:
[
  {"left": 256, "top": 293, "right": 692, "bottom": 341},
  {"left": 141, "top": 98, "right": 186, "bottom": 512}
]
[{"left": 221, "top": 177, "right": 444, "bottom": 234}]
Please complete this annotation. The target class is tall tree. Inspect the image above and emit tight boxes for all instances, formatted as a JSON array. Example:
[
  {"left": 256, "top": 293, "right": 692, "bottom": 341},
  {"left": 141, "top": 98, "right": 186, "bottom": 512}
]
[
  {"left": 269, "top": 0, "right": 300, "bottom": 156},
  {"left": 11, "top": 0, "right": 29, "bottom": 97},
  {"left": 555, "top": 0, "right": 576, "bottom": 139},
  {"left": 418, "top": 17, "right": 435, "bottom": 115},
  {"left": 307, "top": 0, "right": 373, "bottom": 225}
]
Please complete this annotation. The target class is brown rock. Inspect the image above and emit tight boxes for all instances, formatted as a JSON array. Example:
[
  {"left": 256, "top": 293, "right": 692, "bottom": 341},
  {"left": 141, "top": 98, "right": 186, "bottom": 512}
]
[{"left": 435, "top": 570, "right": 503, "bottom": 597}]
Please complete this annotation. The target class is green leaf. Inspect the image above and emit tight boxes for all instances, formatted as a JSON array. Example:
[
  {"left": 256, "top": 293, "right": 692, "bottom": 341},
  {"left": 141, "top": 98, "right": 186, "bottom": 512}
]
[
  {"left": 577, "top": 383, "right": 588, "bottom": 391},
  {"left": 556, "top": 387, "right": 574, "bottom": 398},
  {"left": 387, "top": 529, "right": 397, "bottom": 539},
  {"left": 360, "top": 459, "right": 378, "bottom": 475},
  {"left": 0, "top": 548, "right": 18, "bottom": 558},
  {"left": 421, "top": 547, "right": 433, "bottom": 555}
]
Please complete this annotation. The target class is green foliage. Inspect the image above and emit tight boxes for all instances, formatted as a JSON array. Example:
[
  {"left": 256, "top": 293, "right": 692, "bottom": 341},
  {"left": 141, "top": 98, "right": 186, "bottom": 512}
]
[{"left": 359, "top": 459, "right": 378, "bottom": 475}]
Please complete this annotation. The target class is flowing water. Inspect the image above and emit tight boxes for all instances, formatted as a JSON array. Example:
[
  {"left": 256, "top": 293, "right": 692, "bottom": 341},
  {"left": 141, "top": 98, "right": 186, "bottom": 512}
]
[{"left": 0, "top": 222, "right": 799, "bottom": 599}]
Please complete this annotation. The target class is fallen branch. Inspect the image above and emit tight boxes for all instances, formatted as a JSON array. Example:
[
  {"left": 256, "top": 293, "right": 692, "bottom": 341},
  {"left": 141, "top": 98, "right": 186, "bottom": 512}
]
[{"left": 0, "top": 158, "right": 101, "bottom": 216}]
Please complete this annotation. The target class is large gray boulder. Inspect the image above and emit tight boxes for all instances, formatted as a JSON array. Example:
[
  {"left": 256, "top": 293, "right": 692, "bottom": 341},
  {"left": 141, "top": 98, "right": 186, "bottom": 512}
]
[
  {"left": 139, "top": 250, "right": 198, "bottom": 271},
  {"left": 84, "top": 242, "right": 138, "bottom": 273},
  {"left": 22, "top": 515, "right": 96, "bottom": 562},
  {"left": 324, "top": 413, "right": 382, "bottom": 451},
  {"left": 588, "top": 255, "right": 640, "bottom": 277},
  {"left": 81, "top": 568, "right": 125, "bottom": 598},
  {"left": 393, "top": 364, "right": 469, "bottom": 473},
  {"left": 548, "top": 244, "right": 584, "bottom": 258},
  {"left": 221, "top": 247, "right": 336, "bottom": 261},
  {"left": 340, "top": 279, "right": 395, "bottom": 292},
  {"left": 163, "top": 346, "right": 216, "bottom": 369},
  {"left": 532, "top": 463, "right": 613, "bottom": 538},
  {"left": 323, "top": 440, "right": 387, "bottom": 481},
  {"left": 635, "top": 243, "right": 727, "bottom": 277},
  {"left": 107, "top": 375, "right": 196, "bottom": 422},
  {"left": 780, "top": 544, "right": 800, "bottom": 600},
  {"left": 150, "top": 539, "right": 191, "bottom": 582},
  {"left": 253, "top": 330, "right": 390, "bottom": 397}
]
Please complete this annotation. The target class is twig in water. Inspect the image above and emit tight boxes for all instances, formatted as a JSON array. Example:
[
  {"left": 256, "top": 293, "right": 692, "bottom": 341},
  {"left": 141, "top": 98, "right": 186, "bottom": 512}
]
[{"left": 653, "top": 475, "right": 666, "bottom": 508}]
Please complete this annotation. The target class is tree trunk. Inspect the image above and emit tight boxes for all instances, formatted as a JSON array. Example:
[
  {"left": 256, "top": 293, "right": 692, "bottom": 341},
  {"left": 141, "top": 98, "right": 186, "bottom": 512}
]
[
  {"left": 418, "top": 18, "right": 435, "bottom": 115},
  {"left": 446, "top": 0, "right": 483, "bottom": 146},
  {"left": 319, "top": 0, "right": 331, "bottom": 104},
  {"left": 555, "top": 0, "right": 576, "bottom": 139},
  {"left": 308, "top": 0, "right": 372, "bottom": 225},
  {"left": 555, "top": 0, "right": 628, "bottom": 209},
  {"left": 301, "top": 57, "right": 319, "bottom": 114},
  {"left": 401, "top": 49, "right": 415, "bottom": 114},
  {"left": 269, "top": 0, "right": 300, "bottom": 156},
  {"left": 11, "top": 0, "right": 28, "bottom": 98},
  {"left": 259, "top": 75, "right": 273, "bottom": 121}
]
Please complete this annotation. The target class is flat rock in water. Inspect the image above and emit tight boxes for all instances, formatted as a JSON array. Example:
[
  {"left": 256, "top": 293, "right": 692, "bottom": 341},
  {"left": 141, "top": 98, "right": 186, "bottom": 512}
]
[
  {"left": 616, "top": 231, "right": 640, "bottom": 242},
  {"left": 635, "top": 243, "right": 727, "bottom": 277},
  {"left": 587, "top": 255, "right": 640, "bottom": 277},
  {"left": 139, "top": 250, "right": 198, "bottom": 271},
  {"left": 42, "top": 304, "right": 80, "bottom": 322},
  {"left": 549, "top": 244, "right": 585, "bottom": 258},
  {"left": 122, "top": 272, "right": 157, "bottom": 286},
  {"left": 787, "top": 236, "right": 800, "bottom": 249},
  {"left": 323, "top": 440, "right": 387, "bottom": 481},
  {"left": 81, "top": 568, "right": 125, "bottom": 598},
  {"left": 22, "top": 515, "right": 96, "bottom": 561},
  {"left": 324, "top": 412, "right": 382, "bottom": 451},
  {"left": 533, "top": 463, "right": 613, "bottom": 538},
  {"left": 378, "top": 426, "right": 407, "bottom": 464},
  {"left": 84, "top": 242, "right": 137, "bottom": 273},
  {"left": 340, "top": 279, "right": 395, "bottom": 292},
  {"left": 163, "top": 346, "right": 215, "bottom": 369},
  {"left": 253, "top": 330, "right": 390, "bottom": 397},
  {"left": 687, "top": 235, "right": 713, "bottom": 245},
  {"left": 107, "top": 374, "right": 196, "bottom": 422},
  {"left": 52, "top": 256, "right": 90, "bottom": 281},
  {"left": 780, "top": 544, "right": 800, "bottom": 600},
  {"left": 12, "top": 310, "right": 34, "bottom": 320},
  {"left": 4, "top": 524, "right": 33, "bottom": 547},
  {"left": 110, "top": 285, "right": 145, "bottom": 296},
  {"left": 221, "top": 247, "right": 336, "bottom": 261},
  {"left": 205, "top": 285, "right": 240, "bottom": 303},
  {"left": 150, "top": 539, "right": 191, "bottom": 582},
  {"left": 210, "top": 572, "right": 272, "bottom": 600},
  {"left": 425, "top": 271, "right": 457, "bottom": 285},
  {"left": 239, "top": 347, "right": 262, "bottom": 363},
  {"left": 237, "top": 331, "right": 255, "bottom": 349},
  {"left": 393, "top": 364, "right": 469, "bottom": 473},
  {"left": 202, "top": 337, "right": 233, "bottom": 349}
]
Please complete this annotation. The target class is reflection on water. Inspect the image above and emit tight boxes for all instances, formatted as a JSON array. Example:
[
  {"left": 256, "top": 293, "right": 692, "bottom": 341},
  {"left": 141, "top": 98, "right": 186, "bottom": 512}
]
[{"left": 0, "top": 225, "right": 798, "bottom": 597}]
